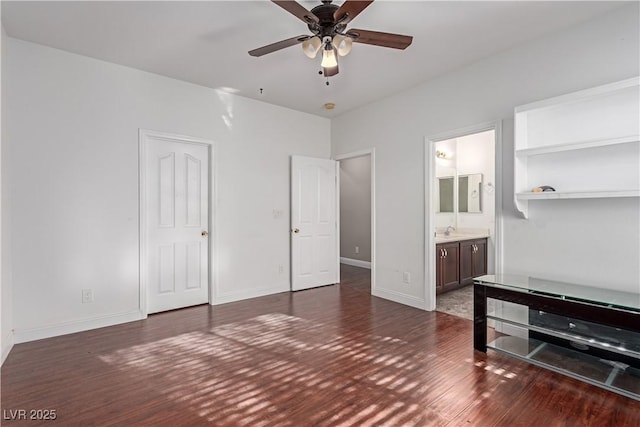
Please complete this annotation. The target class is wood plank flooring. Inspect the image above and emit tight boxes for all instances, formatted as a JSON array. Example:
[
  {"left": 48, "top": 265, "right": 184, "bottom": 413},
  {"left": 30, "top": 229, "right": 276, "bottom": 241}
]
[{"left": 2, "top": 264, "right": 638, "bottom": 426}]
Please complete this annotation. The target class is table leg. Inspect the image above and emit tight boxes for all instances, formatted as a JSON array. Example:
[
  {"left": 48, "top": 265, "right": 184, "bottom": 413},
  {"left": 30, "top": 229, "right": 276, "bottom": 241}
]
[{"left": 473, "top": 283, "right": 487, "bottom": 352}]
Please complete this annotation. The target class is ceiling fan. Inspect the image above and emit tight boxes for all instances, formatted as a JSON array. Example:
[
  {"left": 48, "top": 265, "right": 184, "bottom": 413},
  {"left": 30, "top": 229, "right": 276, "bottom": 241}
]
[{"left": 249, "top": 0, "right": 413, "bottom": 77}]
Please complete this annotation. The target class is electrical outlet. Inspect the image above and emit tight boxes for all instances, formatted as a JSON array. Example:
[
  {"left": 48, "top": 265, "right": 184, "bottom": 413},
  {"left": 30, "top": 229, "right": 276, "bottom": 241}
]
[
  {"left": 402, "top": 272, "right": 411, "bottom": 284},
  {"left": 82, "top": 289, "right": 94, "bottom": 303},
  {"left": 278, "top": 264, "right": 284, "bottom": 274},
  {"left": 355, "top": 246, "right": 360, "bottom": 254}
]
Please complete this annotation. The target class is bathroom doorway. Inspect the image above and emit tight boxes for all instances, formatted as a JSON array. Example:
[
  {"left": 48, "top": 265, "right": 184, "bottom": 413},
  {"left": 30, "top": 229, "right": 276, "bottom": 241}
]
[{"left": 424, "top": 123, "right": 503, "bottom": 315}]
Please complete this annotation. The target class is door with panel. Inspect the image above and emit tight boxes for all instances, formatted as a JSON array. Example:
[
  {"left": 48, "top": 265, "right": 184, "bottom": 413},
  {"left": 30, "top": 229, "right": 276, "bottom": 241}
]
[
  {"left": 145, "top": 138, "right": 210, "bottom": 313},
  {"left": 291, "top": 155, "right": 339, "bottom": 291}
]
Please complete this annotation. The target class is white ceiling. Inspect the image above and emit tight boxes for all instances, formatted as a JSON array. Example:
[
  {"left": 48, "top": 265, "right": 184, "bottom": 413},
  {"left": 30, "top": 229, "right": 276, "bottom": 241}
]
[{"left": 1, "top": 1, "right": 628, "bottom": 118}]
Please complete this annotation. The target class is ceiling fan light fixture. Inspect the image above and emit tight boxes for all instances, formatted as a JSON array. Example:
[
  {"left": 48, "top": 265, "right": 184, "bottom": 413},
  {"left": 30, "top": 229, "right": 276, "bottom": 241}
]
[
  {"left": 332, "top": 34, "right": 352, "bottom": 57},
  {"left": 321, "top": 40, "right": 338, "bottom": 68},
  {"left": 301, "top": 36, "right": 322, "bottom": 58},
  {"left": 249, "top": 0, "right": 413, "bottom": 79}
]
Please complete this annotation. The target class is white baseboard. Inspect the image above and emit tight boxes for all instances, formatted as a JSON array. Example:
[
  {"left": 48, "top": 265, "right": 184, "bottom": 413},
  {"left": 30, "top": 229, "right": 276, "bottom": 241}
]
[
  {"left": 372, "top": 288, "right": 426, "bottom": 310},
  {"left": 340, "top": 257, "right": 371, "bottom": 269},
  {"left": 14, "top": 310, "right": 146, "bottom": 344},
  {"left": 214, "top": 284, "right": 289, "bottom": 305},
  {"left": 1, "top": 329, "right": 14, "bottom": 365}
]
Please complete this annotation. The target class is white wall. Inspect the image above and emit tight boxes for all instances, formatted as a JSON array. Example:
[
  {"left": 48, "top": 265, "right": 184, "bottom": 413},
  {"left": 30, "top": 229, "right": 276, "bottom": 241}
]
[
  {"left": 434, "top": 138, "right": 456, "bottom": 228},
  {"left": 1, "top": 14, "right": 14, "bottom": 364},
  {"left": 340, "top": 155, "right": 371, "bottom": 263},
  {"left": 456, "top": 131, "right": 495, "bottom": 232},
  {"left": 434, "top": 132, "right": 495, "bottom": 232},
  {"left": 332, "top": 4, "right": 640, "bottom": 308},
  {"left": 5, "top": 38, "right": 330, "bottom": 342}
]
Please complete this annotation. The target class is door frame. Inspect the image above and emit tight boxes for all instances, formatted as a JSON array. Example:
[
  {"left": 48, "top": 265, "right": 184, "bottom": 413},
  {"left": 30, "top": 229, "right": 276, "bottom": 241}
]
[
  {"left": 139, "top": 129, "right": 215, "bottom": 316},
  {"left": 334, "top": 148, "right": 376, "bottom": 293},
  {"left": 424, "top": 122, "right": 503, "bottom": 311}
]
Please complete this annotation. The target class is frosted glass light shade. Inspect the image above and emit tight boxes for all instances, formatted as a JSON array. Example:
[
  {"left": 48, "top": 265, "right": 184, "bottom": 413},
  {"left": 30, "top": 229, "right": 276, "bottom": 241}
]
[
  {"left": 321, "top": 48, "right": 338, "bottom": 68},
  {"left": 302, "top": 36, "right": 322, "bottom": 58},
  {"left": 332, "top": 35, "right": 352, "bottom": 56}
]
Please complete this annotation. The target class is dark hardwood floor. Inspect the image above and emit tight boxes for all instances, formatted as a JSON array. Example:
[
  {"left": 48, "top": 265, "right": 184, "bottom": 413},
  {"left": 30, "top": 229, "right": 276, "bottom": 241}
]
[{"left": 2, "top": 264, "right": 638, "bottom": 426}]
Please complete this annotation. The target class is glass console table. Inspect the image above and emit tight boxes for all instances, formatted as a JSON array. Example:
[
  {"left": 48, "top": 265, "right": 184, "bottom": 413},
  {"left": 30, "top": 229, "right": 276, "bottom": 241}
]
[{"left": 474, "top": 274, "right": 640, "bottom": 400}]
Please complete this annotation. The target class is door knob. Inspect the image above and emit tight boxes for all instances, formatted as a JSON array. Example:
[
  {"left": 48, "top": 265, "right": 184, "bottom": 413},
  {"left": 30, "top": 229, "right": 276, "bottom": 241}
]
[
  {"left": 201, "top": 230, "right": 209, "bottom": 238},
  {"left": 293, "top": 228, "right": 300, "bottom": 234}
]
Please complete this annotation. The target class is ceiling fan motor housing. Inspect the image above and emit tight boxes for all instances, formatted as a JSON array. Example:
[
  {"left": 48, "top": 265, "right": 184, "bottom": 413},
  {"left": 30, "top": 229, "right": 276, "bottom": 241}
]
[{"left": 308, "top": 3, "right": 346, "bottom": 38}]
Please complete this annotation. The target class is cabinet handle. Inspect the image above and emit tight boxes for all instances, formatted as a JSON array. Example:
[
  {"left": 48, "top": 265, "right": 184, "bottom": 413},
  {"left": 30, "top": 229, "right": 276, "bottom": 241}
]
[{"left": 444, "top": 248, "right": 448, "bottom": 257}]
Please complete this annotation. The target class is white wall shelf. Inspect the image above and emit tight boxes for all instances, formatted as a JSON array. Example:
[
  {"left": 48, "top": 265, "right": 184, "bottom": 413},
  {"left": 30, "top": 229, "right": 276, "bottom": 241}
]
[
  {"left": 516, "top": 190, "right": 640, "bottom": 200},
  {"left": 515, "top": 135, "right": 639, "bottom": 157},
  {"left": 514, "top": 77, "right": 640, "bottom": 218}
]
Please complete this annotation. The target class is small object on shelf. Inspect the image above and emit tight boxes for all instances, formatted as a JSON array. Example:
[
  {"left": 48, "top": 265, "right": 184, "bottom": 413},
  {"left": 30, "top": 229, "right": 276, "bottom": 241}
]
[{"left": 532, "top": 185, "right": 556, "bottom": 193}]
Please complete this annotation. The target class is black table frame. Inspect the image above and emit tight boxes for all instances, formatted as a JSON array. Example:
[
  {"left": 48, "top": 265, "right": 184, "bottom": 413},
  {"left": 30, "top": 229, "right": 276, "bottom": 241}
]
[{"left": 473, "top": 281, "right": 640, "bottom": 353}]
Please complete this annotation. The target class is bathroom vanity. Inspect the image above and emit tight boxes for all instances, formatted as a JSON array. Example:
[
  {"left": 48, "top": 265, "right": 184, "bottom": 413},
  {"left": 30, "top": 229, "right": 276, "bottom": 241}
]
[
  {"left": 436, "top": 234, "right": 487, "bottom": 294},
  {"left": 474, "top": 275, "right": 640, "bottom": 400}
]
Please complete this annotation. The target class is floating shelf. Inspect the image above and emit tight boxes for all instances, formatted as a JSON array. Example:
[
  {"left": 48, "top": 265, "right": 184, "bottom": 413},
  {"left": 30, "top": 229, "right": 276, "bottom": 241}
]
[
  {"left": 513, "top": 77, "right": 640, "bottom": 218},
  {"left": 515, "top": 135, "right": 639, "bottom": 157},
  {"left": 516, "top": 190, "right": 640, "bottom": 200}
]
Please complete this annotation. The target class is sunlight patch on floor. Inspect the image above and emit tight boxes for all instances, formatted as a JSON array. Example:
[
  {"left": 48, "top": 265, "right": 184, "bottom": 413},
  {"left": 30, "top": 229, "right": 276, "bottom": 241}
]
[{"left": 100, "top": 313, "right": 444, "bottom": 425}]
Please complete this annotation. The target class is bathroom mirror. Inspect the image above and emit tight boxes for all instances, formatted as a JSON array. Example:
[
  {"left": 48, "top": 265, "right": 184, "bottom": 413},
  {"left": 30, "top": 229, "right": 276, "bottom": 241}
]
[
  {"left": 458, "top": 173, "right": 482, "bottom": 213},
  {"left": 437, "top": 176, "right": 454, "bottom": 213}
]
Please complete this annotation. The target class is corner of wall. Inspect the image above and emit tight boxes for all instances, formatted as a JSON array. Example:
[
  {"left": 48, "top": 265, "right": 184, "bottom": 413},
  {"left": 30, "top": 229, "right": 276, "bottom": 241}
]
[{"left": 1, "top": 20, "right": 15, "bottom": 365}]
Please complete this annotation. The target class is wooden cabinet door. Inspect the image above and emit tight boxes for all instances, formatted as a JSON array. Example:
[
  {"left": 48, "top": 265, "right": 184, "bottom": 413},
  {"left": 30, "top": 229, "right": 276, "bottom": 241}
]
[
  {"left": 436, "top": 245, "right": 444, "bottom": 293},
  {"left": 459, "top": 240, "right": 475, "bottom": 286},
  {"left": 460, "top": 238, "right": 488, "bottom": 285},
  {"left": 440, "top": 242, "right": 459, "bottom": 290},
  {"left": 473, "top": 239, "right": 487, "bottom": 277}
]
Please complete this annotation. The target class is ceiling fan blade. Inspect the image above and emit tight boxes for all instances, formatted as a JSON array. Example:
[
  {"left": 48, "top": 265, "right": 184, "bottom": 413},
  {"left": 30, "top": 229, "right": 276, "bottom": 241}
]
[
  {"left": 272, "top": 0, "right": 319, "bottom": 24},
  {"left": 334, "top": 0, "right": 374, "bottom": 24},
  {"left": 346, "top": 28, "right": 413, "bottom": 50},
  {"left": 249, "top": 35, "right": 311, "bottom": 57},
  {"left": 323, "top": 64, "right": 339, "bottom": 77}
]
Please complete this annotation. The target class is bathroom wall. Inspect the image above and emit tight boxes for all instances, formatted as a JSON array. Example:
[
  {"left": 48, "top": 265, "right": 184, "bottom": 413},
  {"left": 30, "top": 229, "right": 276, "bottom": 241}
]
[{"left": 340, "top": 155, "right": 372, "bottom": 264}]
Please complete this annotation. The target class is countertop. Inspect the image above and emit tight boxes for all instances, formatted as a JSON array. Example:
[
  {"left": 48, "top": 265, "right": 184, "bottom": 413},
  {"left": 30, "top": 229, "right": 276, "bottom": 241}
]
[{"left": 435, "top": 232, "right": 489, "bottom": 244}]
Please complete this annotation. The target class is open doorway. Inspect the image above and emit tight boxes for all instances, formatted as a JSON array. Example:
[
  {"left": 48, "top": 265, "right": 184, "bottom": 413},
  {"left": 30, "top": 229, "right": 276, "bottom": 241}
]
[
  {"left": 336, "top": 149, "right": 375, "bottom": 293},
  {"left": 425, "top": 123, "right": 502, "bottom": 316}
]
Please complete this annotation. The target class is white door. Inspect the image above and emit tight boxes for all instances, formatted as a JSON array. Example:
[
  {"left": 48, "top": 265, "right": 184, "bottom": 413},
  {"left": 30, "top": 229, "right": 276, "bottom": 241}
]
[
  {"left": 291, "top": 155, "right": 339, "bottom": 291},
  {"left": 145, "top": 137, "right": 209, "bottom": 313}
]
